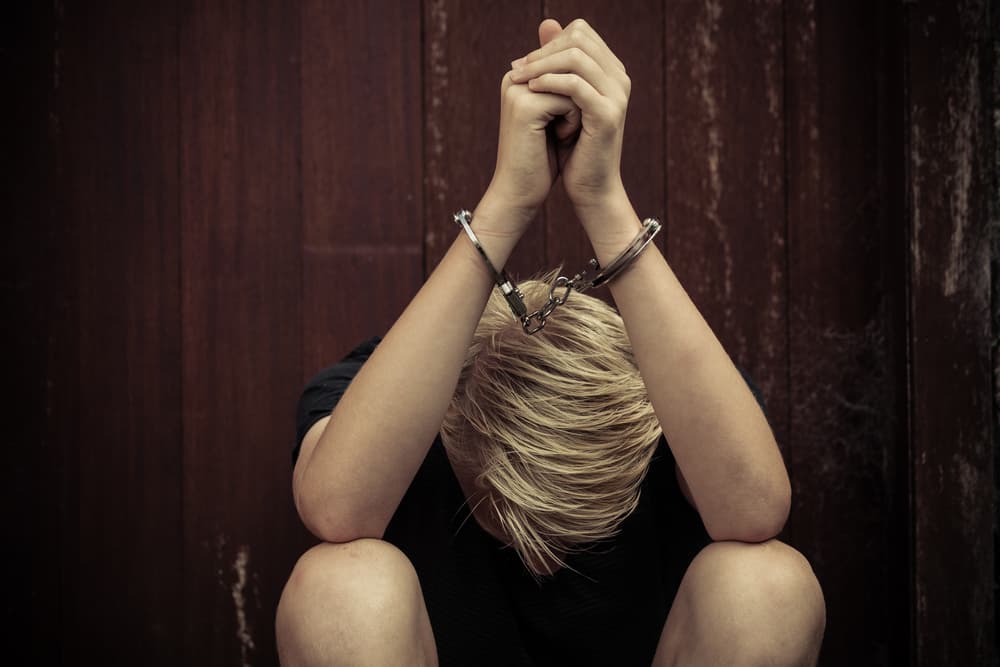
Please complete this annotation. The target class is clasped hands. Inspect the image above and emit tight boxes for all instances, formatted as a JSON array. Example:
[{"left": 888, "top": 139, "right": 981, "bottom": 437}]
[{"left": 480, "top": 18, "right": 639, "bottom": 251}]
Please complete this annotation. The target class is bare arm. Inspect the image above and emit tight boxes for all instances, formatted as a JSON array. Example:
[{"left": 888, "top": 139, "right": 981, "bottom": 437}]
[
  {"left": 511, "top": 19, "right": 790, "bottom": 541},
  {"left": 294, "top": 52, "right": 581, "bottom": 543},
  {"left": 591, "top": 203, "right": 790, "bottom": 541},
  {"left": 294, "top": 198, "right": 521, "bottom": 543}
]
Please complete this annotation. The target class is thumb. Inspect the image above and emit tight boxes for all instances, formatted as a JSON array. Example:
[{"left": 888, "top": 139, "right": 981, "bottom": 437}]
[{"left": 538, "top": 18, "right": 562, "bottom": 46}]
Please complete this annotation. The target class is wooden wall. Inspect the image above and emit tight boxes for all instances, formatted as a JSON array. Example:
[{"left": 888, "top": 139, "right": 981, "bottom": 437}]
[{"left": 9, "top": 0, "right": 996, "bottom": 665}]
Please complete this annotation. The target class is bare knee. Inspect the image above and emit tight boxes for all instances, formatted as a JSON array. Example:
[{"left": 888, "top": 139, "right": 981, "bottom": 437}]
[
  {"left": 691, "top": 539, "right": 824, "bottom": 611},
  {"left": 275, "top": 539, "right": 436, "bottom": 667},
  {"left": 672, "top": 540, "right": 826, "bottom": 666}
]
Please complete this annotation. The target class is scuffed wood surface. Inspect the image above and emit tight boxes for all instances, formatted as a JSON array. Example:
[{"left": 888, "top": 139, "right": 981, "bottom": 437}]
[
  {"left": 784, "top": 1, "right": 907, "bottom": 663},
  {"left": 8, "top": 1, "right": 996, "bottom": 665},
  {"left": 179, "top": 0, "right": 303, "bottom": 663},
  {"left": 664, "top": 0, "right": 788, "bottom": 450},
  {"left": 906, "top": 0, "right": 995, "bottom": 663}
]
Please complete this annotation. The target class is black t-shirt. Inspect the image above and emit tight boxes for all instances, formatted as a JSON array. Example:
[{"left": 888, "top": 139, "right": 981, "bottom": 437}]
[{"left": 294, "top": 336, "right": 736, "bottom": 666}]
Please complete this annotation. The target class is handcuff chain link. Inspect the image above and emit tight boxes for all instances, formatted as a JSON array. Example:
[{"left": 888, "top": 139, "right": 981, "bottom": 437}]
[
  {"left": 520, "top": 268, "right": 595, "bottom": 334},
  {"left": 452, "top": 209, "right": 661, "bottom": 336}
]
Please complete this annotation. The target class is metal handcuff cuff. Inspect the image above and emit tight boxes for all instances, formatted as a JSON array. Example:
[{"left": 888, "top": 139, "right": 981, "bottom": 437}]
[{"left": 453, "top": 209, "right": 662, "bottom": 335}]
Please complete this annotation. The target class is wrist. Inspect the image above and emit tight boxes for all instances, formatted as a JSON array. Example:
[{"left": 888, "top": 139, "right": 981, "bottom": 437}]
[
  {"left": 474, "top": 188, "right": 538, "bottom": 239},
  {"left": 575, "top": 189, "right": 645, "bottom": 265},
  {"left": 455, "top": 195, "right": 531, "bottom": 279}
]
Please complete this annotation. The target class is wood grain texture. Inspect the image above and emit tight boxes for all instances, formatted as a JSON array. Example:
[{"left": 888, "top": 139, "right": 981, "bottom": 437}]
[
  {"left": 55, "top": 2, "right": 184, "bottom": 663},
  {"left": 665, "top": 1, "right": 788, "bottom": 449},
  {"left": 543, "top": 0, "right": 666, "bottom": 294},
  {"left": 302, "top": 0, "right": 424, "bottom": 372},
  {"left": 424, "top": 0, "right": 545, "bottom": 281},
  {"left": 179, "top": 0, "right": 302, "bottom": 662},
  {"left": 10, "top": 3, "right": 998, "bottom": 664},
  {"left": 785, "top": 0, "right": 904, "bottom": 662},
  {"left": 906, "top": 0, "right": 995, "bottom": 663}
]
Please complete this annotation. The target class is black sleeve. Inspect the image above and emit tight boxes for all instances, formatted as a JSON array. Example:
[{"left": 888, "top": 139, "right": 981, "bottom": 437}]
[
  {"left": 293, "top": 336, "right": 383, "bottom": 465},
  {"left": 736, "top": 366, "right": 770, "bottom": 422}
]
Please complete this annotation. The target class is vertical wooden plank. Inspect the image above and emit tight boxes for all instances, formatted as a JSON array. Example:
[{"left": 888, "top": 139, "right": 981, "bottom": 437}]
[
  {"left": 180, "top": 1, "right": 302, "bottom": 663},
  {"left": 881, "top": 1, "right": 914, "bottom": 663},
  {"left": 785, "top": 0, "right": 906, "bottom": 663},
  {"left": 54, "top": 1, "right": 184, "bottom": 663},
  {"left": 424, "top": 0, "right": 545, "bottom": 282},
  {"left": 665, "top": 2, "right": 788, "bottom": 452},
  {"left": 7, "top": 3, "right": 76, "bottom": 664},
  {"left": 906, "top": 0, "right": 995, "bottom": 663},
  {"left": 302, "top": 0, "right": 424, "bottom": 373},
  {"left": 543, "top": 0, "right": 666, "bottom": 293}
]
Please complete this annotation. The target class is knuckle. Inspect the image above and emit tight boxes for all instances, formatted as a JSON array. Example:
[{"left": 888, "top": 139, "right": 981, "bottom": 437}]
[
  {"left": 500, "top": 71, "right": 513, "bottom": 93},
  {"left": 508, "top": 90, "right": 535, "bottom": 118},
  {"left": 575, "top": 33, "right": 596, "bottom": 55},
  {"left": 600, "top": 99, "right": 625, "bottom": 124},
  {"left": 524, "top": 73, "right": 545, "bottom": 92},
  {"left": 612, "top": 102, "right": 628, "bottom": 123}
]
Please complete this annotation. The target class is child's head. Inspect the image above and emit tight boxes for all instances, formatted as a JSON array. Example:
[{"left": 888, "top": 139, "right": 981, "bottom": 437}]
[{"left": 440, "top": 271, "right": 662, "bottom": 580}]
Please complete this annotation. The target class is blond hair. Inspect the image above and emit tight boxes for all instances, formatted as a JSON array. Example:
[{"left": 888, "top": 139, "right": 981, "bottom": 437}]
[{"left": 440, "top": 271, "right": 663, "bottom": 583}]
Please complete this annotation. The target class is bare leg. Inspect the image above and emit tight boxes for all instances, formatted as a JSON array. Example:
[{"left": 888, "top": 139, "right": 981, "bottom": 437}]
[
  {"left": 275, "top": 539, "right": 439, "bottom": 667},
  {"left": 651, "top": 539, "right": 826, "bottom": 667}
]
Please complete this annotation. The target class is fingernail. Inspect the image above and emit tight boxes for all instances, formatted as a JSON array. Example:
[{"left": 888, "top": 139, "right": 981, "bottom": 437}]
[{"left": 510, "top": 57, "right": 527, "bottom": 69}]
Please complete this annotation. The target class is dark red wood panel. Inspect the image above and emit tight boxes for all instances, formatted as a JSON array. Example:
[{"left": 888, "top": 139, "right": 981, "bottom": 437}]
[
  {"left": 543, "top": 0, "right": 666, "bottom": 290},
  {"left": 424, "top": 0, "right": 545, "bottom": 281},
  {"left": 48, "top": 2, "right": 185, "bottom": 664},
  {"left": 906, "top": 1, "right": 995, "bottom": 663},
  {"left": 301, "top": 0, "right": 424, "bottom": 373},
  {"left": 664, "top": 3, "right": 788, "bottom": 448},
  {"left": 180, "top": 1, "right": 302, "bottom": 663},
  {"left": 11, "top": 2, "right": 998, "bottom": 663},
  {"left": 785, "top": 1, "right": 904, "bottom": 663}
]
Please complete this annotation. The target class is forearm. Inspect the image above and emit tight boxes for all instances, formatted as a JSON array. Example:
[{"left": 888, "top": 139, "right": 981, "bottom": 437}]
[
  {"left": 297, "top": 194, "right": 527, "bottom": 542},
  {"left": 585, "top": 194, "right": 791, "bottom": 542}
]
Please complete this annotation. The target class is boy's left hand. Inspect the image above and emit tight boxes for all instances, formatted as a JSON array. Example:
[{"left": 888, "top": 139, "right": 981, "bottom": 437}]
[{"left": 510, "top": 19, "right": 633, "bottom": 230}]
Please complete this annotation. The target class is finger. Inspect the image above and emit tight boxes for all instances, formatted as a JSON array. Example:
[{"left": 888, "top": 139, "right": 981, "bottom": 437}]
[
  {"left": 501, "top": 69, "right": 512, "bottom": 92},
  {"left": 538, "top": 18, "right": 562, "bottom": 46},
  {"left": 506, "top": 83, "right": 578, "bottom": 129},
  {"left": 514, "top": 18, "right": 625, "bottom": 77},
  {"left": 553, "top": 107, "right": 582, "bottom": 141},
  {"left": 566, "top": 19, "right": 625, "bottom": 73},
  {"left": 509, "top": 46, "right": 618, "bottom": 97},
  {"left": 525, "top": 73, "right": 606, "bottom": 126}
]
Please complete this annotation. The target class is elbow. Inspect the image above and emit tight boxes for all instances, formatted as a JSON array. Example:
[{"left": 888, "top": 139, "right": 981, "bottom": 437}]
[
  {"left": 295, "top": 485, "right": 340, "bottom": 543},
  {"left": 295, "top": 482, "right": 380, "bottom": 544},
  {"left": 707, "top": 476, "right": 791, "bottom": 543}
]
